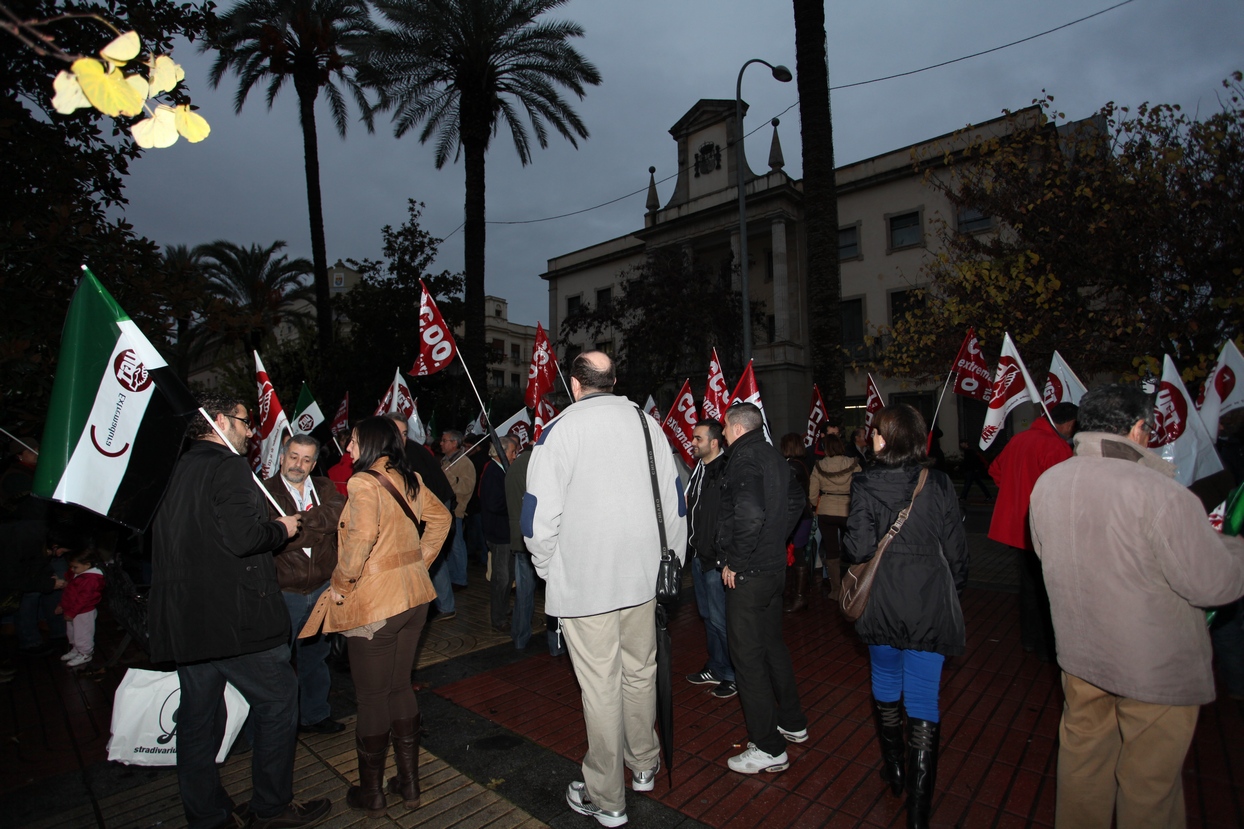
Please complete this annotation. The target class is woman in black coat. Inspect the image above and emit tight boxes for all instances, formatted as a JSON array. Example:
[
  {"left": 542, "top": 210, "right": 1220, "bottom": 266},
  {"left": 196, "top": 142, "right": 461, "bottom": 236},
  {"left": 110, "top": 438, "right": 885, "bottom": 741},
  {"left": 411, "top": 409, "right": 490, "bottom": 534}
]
[{"left": 842, "top": 404, "right": 966, "bottom": 829}]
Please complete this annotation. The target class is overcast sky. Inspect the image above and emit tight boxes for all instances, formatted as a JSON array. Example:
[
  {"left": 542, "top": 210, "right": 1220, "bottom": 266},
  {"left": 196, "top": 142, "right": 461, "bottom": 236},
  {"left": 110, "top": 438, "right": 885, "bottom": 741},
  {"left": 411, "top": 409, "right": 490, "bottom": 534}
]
[{"left": 115, "top": 0, "right": 1244, "bottom": 329}]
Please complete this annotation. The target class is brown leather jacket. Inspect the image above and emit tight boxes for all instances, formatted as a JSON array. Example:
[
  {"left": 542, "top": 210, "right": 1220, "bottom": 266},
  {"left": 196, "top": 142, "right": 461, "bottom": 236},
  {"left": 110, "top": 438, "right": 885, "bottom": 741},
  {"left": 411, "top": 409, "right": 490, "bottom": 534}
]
[
  {"left": 300, "top": 462, "right": 452, "bottom": 636},
  {"left": 263, "top": 475, "right": 346, "bottom": 594}
]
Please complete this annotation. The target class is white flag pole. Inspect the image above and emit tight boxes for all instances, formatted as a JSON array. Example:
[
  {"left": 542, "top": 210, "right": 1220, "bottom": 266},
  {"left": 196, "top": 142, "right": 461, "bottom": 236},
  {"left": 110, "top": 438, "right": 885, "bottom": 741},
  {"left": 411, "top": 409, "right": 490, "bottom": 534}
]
[
  {"left": 0, "top": 426, "right": 38, "bottom": 455},
  {"left": 198, "top": 408, "right": 286, "bottom": 515},
  {"left": 554, "top": 358, "right": 573, "bottom": 399},
  {"left": 927, "top": 367, "right": 956, "bottom": 439},
  {"left": 452, "top": 350, "right": 511, "bottom": 470}
]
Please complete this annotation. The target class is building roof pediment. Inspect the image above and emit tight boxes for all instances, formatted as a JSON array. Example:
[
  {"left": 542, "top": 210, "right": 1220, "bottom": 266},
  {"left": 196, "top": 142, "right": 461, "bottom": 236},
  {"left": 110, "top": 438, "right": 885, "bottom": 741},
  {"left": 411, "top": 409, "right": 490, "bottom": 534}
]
[{"left": 669, "top": 99, "right": 745, "bottom": 138}]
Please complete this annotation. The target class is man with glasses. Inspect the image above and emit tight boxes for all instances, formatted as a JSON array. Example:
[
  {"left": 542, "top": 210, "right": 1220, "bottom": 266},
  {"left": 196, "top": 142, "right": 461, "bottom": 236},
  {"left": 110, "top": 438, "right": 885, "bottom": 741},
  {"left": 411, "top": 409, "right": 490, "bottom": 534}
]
[{"left": 151, "top": 393, "right": 331, "bottom": 829}]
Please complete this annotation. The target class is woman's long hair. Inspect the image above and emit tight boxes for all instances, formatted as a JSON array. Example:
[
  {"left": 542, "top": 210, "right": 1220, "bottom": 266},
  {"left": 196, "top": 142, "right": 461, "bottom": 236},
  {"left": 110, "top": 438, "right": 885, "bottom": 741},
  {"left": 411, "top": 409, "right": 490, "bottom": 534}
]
[
  {"left": 872, "top": 405, "right": 929, "bottom": 467},
  {"left": 351, "top": 416, "right": 421, "bottom": 499},
  {"left": 820, "top": 433, "right": 846, "bottom": 458}
]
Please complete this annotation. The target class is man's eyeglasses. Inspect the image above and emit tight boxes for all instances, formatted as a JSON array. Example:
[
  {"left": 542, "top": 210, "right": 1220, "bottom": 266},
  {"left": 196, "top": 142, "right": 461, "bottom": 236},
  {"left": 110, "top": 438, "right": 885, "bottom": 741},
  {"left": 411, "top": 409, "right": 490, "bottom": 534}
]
[{"left": 223, "top": 413, "right": 253, "bottom": 430}]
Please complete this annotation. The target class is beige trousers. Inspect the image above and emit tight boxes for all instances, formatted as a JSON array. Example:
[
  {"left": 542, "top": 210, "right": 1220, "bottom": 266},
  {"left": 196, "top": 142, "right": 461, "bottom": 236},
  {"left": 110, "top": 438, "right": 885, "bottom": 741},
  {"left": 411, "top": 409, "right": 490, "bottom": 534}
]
[
  {"left": 1056, "top": 672, "right": 1198, "bottom": 829},
  {"left": 560, "top": 598, "right": 661, "bottom": 813}
]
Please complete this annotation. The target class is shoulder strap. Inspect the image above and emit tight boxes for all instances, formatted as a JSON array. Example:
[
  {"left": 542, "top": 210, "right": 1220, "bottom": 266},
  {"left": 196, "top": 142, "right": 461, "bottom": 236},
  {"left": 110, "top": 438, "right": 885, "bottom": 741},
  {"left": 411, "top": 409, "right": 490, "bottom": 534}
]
[
  {"left": 637, "top": 407, "right": 669, "bottom": 552},
  {"left": 887, "top": 467, "right": 930, "bottom": 536},
  {"left": 363, "top": 469, "right": 419, "bottom": 527}
]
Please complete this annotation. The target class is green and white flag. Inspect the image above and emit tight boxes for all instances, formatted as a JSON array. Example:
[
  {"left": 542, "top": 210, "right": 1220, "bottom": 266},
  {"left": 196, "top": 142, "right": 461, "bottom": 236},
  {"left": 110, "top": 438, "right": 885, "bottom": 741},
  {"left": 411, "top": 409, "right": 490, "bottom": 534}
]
[
  {"left": 291, "top": 382, "right": 325, "bottom": 435},
  {"left": 34, "top": 268, "right": 198, "bottom": 530}
]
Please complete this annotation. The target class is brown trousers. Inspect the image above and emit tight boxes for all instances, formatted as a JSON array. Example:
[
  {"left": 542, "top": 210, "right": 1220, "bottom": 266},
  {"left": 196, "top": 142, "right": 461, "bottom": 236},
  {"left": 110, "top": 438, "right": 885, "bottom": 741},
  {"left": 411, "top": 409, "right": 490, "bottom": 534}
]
[{"left": 347, "top": 604, "right": 429, "bottom": 736}]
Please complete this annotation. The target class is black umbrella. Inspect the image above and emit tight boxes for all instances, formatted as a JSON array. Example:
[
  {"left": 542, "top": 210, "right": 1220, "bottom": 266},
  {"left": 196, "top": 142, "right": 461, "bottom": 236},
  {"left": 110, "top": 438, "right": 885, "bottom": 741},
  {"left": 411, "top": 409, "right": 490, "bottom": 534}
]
[{"left": 654, "top": 601, "right": 675, "bottom": 787}]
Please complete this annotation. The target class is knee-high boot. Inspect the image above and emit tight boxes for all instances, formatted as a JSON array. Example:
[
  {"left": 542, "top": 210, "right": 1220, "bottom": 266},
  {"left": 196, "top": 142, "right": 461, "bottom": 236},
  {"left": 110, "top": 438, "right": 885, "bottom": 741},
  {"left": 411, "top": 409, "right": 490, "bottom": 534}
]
[
  {"left": 906, "top": 718, "right": 940, "bottom": 829},
  {"left": 784, "top": 565, "right": 809, "bottom": 613},
  {"left": 874, "top": 700, "right": 904, "bottom": 797},
  {"left": 386, "top": 715, "right": 422, "bottom": 810},
  {"left": 347, "top": 732, "right": 390, "bottom": 817},
  {"left": 825, "top": 558, "right": 842, "bottom": 601}
]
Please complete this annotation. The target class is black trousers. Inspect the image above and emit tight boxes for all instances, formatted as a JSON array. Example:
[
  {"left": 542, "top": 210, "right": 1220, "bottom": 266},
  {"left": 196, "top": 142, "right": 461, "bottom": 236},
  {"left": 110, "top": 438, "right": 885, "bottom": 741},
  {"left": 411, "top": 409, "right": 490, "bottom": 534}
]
[
  {"left": 1014, "top": 545, "right": 1056, "bottom": 658},
  {"left": 725, "top": 568, "right": 807, "bottom": 757}
]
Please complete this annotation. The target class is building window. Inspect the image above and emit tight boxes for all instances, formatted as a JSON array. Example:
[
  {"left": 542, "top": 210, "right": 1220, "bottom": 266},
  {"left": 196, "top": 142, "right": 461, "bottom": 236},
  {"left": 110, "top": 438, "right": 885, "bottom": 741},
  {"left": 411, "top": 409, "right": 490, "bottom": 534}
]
[
  {"left": 494, "top": 305, "right": 503, "bottom": 317},
  {"left": 490, "top": 370, "right": 505, "bottom": 388},
  {"left": 887, "top": 209, "right": 923, "bottom": 252},
  {"left": 511, "top": 342, "right": 521, "bottom": 362},
  {"left": 842, "top": 396, "right": 868, "bottom": 432},
  {"left": 839, "top": 223, "right": 861, "bottom": 260},
  {"left": 889, "top": 288, "right": 923, "bottom": 326},
  {"left": 841, "top": 297, "right": 865, "bottom": 357},
  {"left": 566, "top": 294, "right": 581, "bottom": 318},
  {"left": 595, "top": 287, "right": 612, "bottom": 312},
  {"left": 491, "top": 338, "right": 505, "bottom": 362},
  {"left": 511, "top": 373, "right": 520, "bottom": 388},
  {"left": 595, "top": 340, "right": 614, "bottom": 357},
  {"left": 957, "top": 205, "right": 991, "bottom": 234}
]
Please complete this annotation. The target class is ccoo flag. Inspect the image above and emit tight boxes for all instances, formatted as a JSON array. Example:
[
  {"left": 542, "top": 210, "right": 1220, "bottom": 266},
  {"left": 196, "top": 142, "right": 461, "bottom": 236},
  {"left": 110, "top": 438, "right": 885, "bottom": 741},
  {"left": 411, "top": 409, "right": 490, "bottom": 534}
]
[
  {"left": 34, "top": 268, "right": 198, "bottom": 530},
  {"left": 524, "top": 323, "right": 557, "bottom": 409},
  {"left": 864, "top": 373, "right": 884, "bottom": 430},
  {"left": 703, "top": 348, "right": 731, "bottom": 422},
  {"left": 804, "top": 384, "right": 828, "bottom": 448},
  {"left": 291, "top": 383, "right": 325, "bottom": 435},
  {"left": 661, "top": 379, "right": 698, "bottom": 466},
  {"left": 411, "top": 281, "right": 457, "bottom": 376}
]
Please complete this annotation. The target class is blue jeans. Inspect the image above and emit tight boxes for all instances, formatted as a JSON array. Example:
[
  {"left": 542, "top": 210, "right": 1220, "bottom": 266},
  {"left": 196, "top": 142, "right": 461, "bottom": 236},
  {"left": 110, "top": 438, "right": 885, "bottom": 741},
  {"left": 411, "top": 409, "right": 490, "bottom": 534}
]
[
  {"left": 283, "top": 585, "right": 332, "bottom": 725},
  {"left": 429, "top": 553, "right": 455, "bottom": 614},
  {"left": 448, "top": 517, "right": 468, "bottom": 585},
  {"left": 868, "top": 645, "right": 945, "bottom": 722},
  {"left": 177, "top": 644, "right": 298, "bottom": 828},
  {"left": 513, "top": 550, "right": 535, "bottom": 649},
  {"left": 692, "top": 557, "right": 734, "bottom": 681}
]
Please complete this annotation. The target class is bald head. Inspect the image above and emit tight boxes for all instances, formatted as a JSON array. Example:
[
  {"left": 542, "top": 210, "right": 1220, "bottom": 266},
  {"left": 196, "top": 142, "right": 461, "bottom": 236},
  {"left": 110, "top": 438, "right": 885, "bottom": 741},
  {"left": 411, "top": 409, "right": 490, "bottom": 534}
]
[{"left": 570, "top": 351, "right": 616, "bottom": 399}]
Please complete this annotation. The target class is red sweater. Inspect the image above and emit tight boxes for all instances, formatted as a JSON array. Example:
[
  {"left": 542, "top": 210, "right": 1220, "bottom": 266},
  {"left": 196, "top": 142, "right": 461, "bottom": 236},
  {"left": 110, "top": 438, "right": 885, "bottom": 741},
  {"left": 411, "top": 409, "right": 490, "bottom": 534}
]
[
  {"left": 987, "top": 418, "right": 1073, "bottom": 550},
  {"left": 60, "top": 568, "right": 104, "bottom": 618},
  {"left": 327, "top": 455, "right": 353, "bottom": 497}
]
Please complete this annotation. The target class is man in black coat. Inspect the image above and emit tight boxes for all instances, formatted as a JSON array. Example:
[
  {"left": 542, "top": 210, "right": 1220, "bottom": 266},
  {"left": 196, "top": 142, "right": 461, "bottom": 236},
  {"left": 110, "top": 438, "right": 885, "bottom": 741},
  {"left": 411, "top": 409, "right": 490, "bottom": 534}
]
[
  {"left": 716, "top": 403, "right": 809, "bottom": 775},
  {"left": 150, "top": 393, "right": 329, "bottom": 829}
]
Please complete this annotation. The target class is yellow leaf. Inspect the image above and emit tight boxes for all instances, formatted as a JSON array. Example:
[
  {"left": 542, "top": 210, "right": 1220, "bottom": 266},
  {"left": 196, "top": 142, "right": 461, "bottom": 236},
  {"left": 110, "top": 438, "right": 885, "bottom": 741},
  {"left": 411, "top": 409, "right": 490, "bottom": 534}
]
[
  {"left": 51, "top": 70, "right": 91, "bottom": 114},
  {"left": 174, "top": 105, "right": 210, "bottom": 143},
  {"left": 148, "top": 55, "right": 185, "bottom": 96},
  {"left": 126, "top": 73, "right": 149, "bottom": 102},
  {"left": 132, "top": 105, "right": 179, "bottom": 148},
  {"left": 100, "top": 31, "right": 141, "bottom": 64},
  {"left": 72, "top": 58, "right": 145, "bottom": 117}
]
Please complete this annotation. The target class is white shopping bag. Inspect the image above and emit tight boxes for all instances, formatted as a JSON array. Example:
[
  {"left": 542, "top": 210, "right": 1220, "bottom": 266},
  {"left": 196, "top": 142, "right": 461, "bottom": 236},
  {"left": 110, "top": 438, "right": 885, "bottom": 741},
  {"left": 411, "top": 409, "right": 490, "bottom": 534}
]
[{"left": 106, "top": 668, "right": 250, "bottom": 766}]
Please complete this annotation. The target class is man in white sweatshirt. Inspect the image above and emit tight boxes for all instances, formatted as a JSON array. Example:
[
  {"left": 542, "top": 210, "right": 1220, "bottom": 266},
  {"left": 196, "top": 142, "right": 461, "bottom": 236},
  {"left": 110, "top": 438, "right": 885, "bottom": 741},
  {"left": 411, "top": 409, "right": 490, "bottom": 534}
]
[{"left": 524, "top": 351, "right": 687, "bottom": 827}]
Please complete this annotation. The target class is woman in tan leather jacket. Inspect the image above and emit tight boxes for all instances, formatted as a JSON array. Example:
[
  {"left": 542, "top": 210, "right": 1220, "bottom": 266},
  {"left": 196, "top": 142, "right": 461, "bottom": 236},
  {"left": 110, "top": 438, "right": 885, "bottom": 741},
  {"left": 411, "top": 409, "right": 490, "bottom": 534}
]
[
  {"left": 808, "top": 433, "right": 860, "bottom": 600},
  {"left": 300, "top": 417, "right": 451, "bottom": 818}
]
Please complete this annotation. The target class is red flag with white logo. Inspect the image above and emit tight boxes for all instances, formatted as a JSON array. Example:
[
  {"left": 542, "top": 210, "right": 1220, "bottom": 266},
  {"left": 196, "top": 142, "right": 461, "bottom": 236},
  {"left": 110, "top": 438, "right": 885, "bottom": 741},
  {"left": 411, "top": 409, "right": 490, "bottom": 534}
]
[
  {"left": 865, "top": 373, "right": 884, "bottom": 430},
  {"left": 1198, "top": 340, "right": 1244, "bottom": 439},
  {"left": 331, "top": 392, "right": 350, "bottom": 437},
  {"left": 532, "top": 397, "right": 559, "bottom": 443},
  {"left": 411, "top": 281, "right": 457, "bottom": 376},
  {"left": 979, "top": 333, "right": 1044, "bottom": 450},
  {"left": 1151, "top": 354, "right": 1224, "bottom": 486},
  {"left": 703, "top": 348, "right": 731, "bottom": 422},
  {"left": 643, "top": 395, "right": 661, "bottom": 422},
  {"left": 376, "top": 368, "right": 424, "bottom": 442},
  {"left": 1044, "top": 350, "right": 1087, "bottom": 406},
  {"left": 951, "top": 328, "right": 992, "bottom": 402},
  {"left": 524, "top": 323, "right": 557, "bottom": 409},
  {"left": 253, "top": 351, "right": 290, "bottom": 479},
  {"left": 661, "top": 379, "right": 698, "bottom": 466},
  {"left": 729, "top": 360, "right": 772, "bottom": 443},
  {"left": 804, "top": 385, "right": 827, "bottom": 448}
]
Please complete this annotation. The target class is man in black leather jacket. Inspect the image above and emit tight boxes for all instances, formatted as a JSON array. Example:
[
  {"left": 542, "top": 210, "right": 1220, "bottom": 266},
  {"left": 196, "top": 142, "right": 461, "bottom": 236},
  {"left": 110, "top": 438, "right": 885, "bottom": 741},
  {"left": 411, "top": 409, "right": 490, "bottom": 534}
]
[
  {"left": 715, "top": 403, "right": 809, "bottom": 775},
  {"left": 685, "top": 418, "right": 735, "bottom": 699}
]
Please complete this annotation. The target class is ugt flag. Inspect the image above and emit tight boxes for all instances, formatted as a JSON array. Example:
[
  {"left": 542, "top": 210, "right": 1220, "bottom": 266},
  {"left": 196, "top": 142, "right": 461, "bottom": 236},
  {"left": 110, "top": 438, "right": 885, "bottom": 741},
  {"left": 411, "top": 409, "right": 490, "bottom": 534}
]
[
  {"left": 1151, "top": 354, "right": 1223, "bottom": 486},
  {"left": 253, "top": 352, "right": 290, "bottom": 479},
  {"left": 34, "top": 268, "right": 198, "bottom": 530},
  {"left": 1198, "top": 339, "right": 1244, "bottom": 438},
  {"left": 643, "top": 395, "right": 661, "bottom": 422},
  {"left": 864, "top": 373, "right": 884, "bottom": 430},
  {"left": 661, "top": 379, "right": 698, "bottom": 466},
  {"left": 411, "top": 281, "right": 457, "bottom": 376},
  {"left": 533, "top": 397, "right": 559, "bottom": 443},
  {"left": 291, "top": 382, "right": 325, "bottom": 435},
  {"left": 496, "top": 407, "right": 534, "bottom": 450},
  {"left": 525, "top": 322, "right": 557, "bottom": 409},
  {"left": 979, "top": 333, "right": 1044, "bottom": 450},
  {"left": 1044, "top": 350, "right": 1087, "bottom": 406},
  {"left": 376, "top": 367, "right": 424, "bottom": 442},
  {"left": 951, "top": 328, "right": 992, "bottom": 402},
  {"left": 803, "top": 384, "right": 827, "bottom": 448},
  {"left": 703, "top": 348, "right": 731, "bottom": 422},
  {"left": 730, "top": 360, "right": 772, "bottom": 444}
]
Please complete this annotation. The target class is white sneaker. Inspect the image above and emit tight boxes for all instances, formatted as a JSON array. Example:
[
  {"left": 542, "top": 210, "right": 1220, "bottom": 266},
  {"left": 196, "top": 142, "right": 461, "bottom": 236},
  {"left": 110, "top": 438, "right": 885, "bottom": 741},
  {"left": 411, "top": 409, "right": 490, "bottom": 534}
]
[
  {"left": 727, "top": 742, "right": 789, "bottom": 774},
  {"left": 632, "top": 757, "right": 659, "bottom": 792},
  {"left": 65, "top": 651, "right": 92, "bottom": 667},
  {"left": 778, "top": 725, "right": 809, "bottom": 743},
  {"left": 60, "top": 649, "right": 80, "bottom": 662},
  {"left": 566, "top": 781, "right": 627, "bottom": 826}
]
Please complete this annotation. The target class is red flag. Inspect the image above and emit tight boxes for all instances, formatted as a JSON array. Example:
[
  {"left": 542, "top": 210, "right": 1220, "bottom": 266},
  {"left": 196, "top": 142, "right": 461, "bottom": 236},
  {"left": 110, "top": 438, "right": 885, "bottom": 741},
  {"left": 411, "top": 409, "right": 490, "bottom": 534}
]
[
  {"left": 661, "top": 380, "right": 698, "bottom": 466},
  {"left": 643, "top": 395, "right": 661, "bottom": 421},
  {"left": 951, "top": 328, "right": 992, "bottom": 402},
  {"left": 703, "top": 348, "right": 730, "bottom": 422},
  {"left": 729, "top": 360, "right": 772, "bottom": 443},
  {"left": 525, "top": 322, "right": 557, "bottom": 409},
  {"left": 253, "top": 351, "right": 290, "bottom": 479},
  {"left": 532, "top": 397, "right": 559, "bottom": 443},
  {"left": 375, "top": 368, "right": 423, "bottom": 441},
  {"left": 411, "top": 281, "right": 457, "bottom": 376},
  {"left": 803, "top": 384, "right": 827, "bottom": 448},
  {"left": 864, "top": 373, "right": 883, "bottom": 430},
  {"left": 331, "top": 392, "right": 349, "bottom": 437}
]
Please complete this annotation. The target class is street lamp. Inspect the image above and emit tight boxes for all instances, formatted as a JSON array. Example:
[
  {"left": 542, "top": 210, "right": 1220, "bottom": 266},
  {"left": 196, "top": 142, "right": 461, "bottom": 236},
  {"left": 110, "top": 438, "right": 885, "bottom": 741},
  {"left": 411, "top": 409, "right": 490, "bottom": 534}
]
[{"left": 736, "top": 58, "right": 793, "bottom": 365}]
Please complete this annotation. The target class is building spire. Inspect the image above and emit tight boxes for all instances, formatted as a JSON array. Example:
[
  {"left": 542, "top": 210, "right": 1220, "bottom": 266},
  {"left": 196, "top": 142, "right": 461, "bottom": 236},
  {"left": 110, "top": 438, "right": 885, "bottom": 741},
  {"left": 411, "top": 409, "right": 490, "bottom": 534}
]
[
  {"left": 767, "top": 118, "right": 784, "bottom": 172},
  {"left": 645, "top": 166, "right": 660, "bottom": 212}
]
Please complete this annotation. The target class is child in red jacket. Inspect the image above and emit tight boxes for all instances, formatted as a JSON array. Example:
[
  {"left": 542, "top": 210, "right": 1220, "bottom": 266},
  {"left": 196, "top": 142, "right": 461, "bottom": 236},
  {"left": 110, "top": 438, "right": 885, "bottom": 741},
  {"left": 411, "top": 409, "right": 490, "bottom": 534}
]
[{"left": 56, "top": 549, "right": 105, "bottom": 667}]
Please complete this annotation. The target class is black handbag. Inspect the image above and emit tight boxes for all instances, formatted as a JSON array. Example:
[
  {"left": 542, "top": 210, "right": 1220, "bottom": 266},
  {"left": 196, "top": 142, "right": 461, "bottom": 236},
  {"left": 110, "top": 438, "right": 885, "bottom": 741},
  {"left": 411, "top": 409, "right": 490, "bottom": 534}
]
[{"left": 638, "top": 407, "right": 683, "bottom": 605}]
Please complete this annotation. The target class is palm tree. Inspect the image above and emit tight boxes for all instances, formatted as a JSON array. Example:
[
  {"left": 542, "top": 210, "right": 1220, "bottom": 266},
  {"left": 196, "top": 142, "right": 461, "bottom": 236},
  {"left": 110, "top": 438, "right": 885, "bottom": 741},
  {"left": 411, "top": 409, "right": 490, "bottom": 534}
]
[
  {"left": 363, "top": 0, "right": 602, "bottom": 382},
  {"left": 195, "top": 239, "right": 315, "bottom": 356},
  {"left": 792, "top": 0, "right": 846, "bottom": 414},
  {"left": 204, "top": 0, "right": 374, "bottom": 355},
  {"left": 159, "top": 244, "right": 210, "bottom": 381}
]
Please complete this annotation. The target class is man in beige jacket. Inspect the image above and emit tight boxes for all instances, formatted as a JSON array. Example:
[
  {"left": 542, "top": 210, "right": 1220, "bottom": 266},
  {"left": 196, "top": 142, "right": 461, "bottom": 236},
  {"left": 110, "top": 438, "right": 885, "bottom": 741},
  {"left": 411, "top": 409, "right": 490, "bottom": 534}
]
[{"left": 1030, "top": 384, "right": 1244, "bottom": 829}]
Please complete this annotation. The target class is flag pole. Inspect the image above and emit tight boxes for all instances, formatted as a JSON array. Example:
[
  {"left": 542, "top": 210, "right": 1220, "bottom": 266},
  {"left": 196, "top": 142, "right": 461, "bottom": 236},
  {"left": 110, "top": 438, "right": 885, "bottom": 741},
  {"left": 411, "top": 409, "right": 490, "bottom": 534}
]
[
  {"left": 554, "top": 358, "right": 573, "bottom": 399},
  {"left": 452, "top": 352, "right": 510, "bottom": 472},
  {"left": 198, "top": 408, "right": 286, "bottom": 515},
  {"left": 0, "top": 426, "right": 38, "bottom": 455},
  {"left": 331, "top": 435, "right": 344, "bottom": 455},
  {"left": 927, "top": 367, "right": 955, "bottom": 440}
]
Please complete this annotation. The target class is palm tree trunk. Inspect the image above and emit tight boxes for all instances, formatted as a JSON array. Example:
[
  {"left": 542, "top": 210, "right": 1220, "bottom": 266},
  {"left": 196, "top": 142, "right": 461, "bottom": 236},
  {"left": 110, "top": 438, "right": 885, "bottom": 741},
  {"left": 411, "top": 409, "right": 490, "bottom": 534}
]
[
  {"left": 793, "top": 0, "right": 846, "bottom": 414},
  {"left": 295, "top": 76, "right": 334, "bottom": 354},
  {"left": 462, "top": 132, "right": 488, "bottom": 389}
]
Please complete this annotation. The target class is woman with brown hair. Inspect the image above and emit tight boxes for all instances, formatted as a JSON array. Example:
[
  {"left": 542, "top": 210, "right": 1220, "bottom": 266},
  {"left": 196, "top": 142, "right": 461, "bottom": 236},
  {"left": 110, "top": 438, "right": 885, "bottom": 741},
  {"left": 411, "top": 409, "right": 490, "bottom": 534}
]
[
  {"left": 808, "top": 433, "right": 860, "bottom": 601},
  {"left": 301, "top": 417, "right": 451, "bottom": 818},
  {"left": 842, "top": 405, "right": 966, "bottom": 829}
]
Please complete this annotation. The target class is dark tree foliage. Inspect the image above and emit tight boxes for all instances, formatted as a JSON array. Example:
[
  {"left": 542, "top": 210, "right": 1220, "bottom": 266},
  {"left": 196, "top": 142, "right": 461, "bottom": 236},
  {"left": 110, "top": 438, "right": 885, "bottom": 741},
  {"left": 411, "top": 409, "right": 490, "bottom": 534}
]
[{"left": 560, "top": 248, "right": 762, "bottom": 406}]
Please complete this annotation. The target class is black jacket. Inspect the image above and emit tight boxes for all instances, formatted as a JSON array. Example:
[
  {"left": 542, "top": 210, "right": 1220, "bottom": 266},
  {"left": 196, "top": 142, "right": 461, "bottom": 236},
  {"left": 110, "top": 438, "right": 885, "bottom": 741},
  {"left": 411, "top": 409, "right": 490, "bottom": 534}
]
[
  {"left": 714, "top": 429, "right": 804, "bottom": 572},
  {"left": 149, "top": 440, "right": 289, "bottom": 664},
  {"left": 842, "top": 463, "right": 968, "bottom": 655},
  {"left": 478, "top": 458, "right": 509, "bottom": 544},
  {"left": 686, "top": 456, "right": 727, "bottom": 565}
]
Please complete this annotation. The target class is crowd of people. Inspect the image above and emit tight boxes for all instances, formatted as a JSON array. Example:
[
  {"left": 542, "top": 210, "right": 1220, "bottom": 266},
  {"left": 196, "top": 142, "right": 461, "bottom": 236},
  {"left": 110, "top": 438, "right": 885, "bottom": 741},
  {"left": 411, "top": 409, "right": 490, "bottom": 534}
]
[{"left": 3, "top": 355, "right": 1244, "bottom": 829}]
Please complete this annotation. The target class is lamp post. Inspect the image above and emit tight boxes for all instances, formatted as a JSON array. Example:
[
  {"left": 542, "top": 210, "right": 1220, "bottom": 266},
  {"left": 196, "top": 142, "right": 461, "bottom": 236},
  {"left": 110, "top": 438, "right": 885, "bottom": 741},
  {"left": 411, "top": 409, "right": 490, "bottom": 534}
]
[{"left": 736, "top": 58, "right": 792, "bottom": 365}]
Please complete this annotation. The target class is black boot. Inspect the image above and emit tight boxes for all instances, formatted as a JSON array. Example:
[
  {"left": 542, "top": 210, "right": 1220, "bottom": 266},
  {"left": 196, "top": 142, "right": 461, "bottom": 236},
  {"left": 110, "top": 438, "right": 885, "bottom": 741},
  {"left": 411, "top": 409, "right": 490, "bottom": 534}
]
[
  {"left": 386, "top": 715, "right": 422, "bottom": 810},
  {"left": 906, "top": 718, "right": 940, "bottom": 829},
  {"left": 784, "top": 565, "right": 810, "bottom": 613},
  {"left": 347, "top": 732, "right": 390, "bottom": 818},
  {"left": 874, "top": 700, "right": 904, "bottom": 797}
]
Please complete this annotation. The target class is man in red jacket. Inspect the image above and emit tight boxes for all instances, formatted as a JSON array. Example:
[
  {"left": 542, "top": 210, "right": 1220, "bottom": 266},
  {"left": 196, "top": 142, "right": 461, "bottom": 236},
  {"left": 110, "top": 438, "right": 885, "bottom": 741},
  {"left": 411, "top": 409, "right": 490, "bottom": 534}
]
[{"left": 988, "top": 402, "right": 1078, "bottom": 662}]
